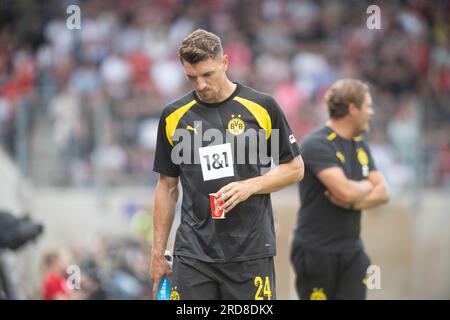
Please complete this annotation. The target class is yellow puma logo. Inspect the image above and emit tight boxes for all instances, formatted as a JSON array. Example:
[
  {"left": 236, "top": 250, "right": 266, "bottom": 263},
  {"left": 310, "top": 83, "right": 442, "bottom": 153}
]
[{"left": 186, "top": 124, "right": 199, "bottom": 135}]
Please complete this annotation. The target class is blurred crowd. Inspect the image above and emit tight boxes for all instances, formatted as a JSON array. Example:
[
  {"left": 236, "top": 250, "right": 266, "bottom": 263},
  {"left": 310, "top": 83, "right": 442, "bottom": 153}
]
[
  {"left": 0, "top": 0, "right": 449, "bottom": 189},
  {"left": 39, "top": 236, "right": 152, "bottom": 300},
  {"left": 36, "top": 202, "right": 153, "bottom": 300}
]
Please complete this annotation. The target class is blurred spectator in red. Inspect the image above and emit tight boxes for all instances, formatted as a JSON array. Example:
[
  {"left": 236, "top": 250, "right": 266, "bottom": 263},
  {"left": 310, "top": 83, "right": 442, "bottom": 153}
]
[{"left": 41, "top": 249, "right": 72, "bottom": 300}]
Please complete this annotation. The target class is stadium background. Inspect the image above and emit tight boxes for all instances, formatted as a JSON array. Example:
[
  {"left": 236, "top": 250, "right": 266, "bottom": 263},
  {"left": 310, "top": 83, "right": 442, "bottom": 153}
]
[{"left": 0, "top": 0, "right": 449, "bottom": 299}]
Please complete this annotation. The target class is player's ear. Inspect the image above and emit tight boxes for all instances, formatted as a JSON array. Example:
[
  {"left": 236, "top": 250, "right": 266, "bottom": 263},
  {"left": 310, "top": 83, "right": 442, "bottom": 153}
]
[
  {"left": 222, "top": 54, "right": 228, "bottom": 72},
  {"left": 348, "top": 102, "right": 359, "bottom": 116}
]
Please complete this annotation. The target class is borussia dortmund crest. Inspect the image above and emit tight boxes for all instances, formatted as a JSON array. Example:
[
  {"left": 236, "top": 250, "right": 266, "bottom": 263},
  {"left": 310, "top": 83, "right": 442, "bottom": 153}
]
[
  {"left": 357, "top": 148, "right": 369, "bottom": 166},
  {"left": 228, "top": 114, "right": 245, "bottom": 135},
  {"left": 170, "top": 287, "right": 180, "bottom": 300},
  {"left": 357, "top": 148, "right": 369, "bottom": 177},
  {"left": 310, "top": 287, "right": 327, "bottom": 300}
]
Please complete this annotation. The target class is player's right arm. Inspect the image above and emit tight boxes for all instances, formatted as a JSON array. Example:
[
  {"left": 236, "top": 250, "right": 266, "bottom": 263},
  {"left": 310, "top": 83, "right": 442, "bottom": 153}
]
[
  {"left": 317, "top": 167, "right": 374, "bottom": 205},
  {"left": 150, "top": 174, "right": 179, "bottom": 299},
  {"left": 301, "top": 134, "right": 373, "bottom": 208}
]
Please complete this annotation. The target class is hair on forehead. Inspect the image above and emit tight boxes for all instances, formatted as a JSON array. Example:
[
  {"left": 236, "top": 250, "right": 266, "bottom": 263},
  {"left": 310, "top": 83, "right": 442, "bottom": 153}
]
[{"left": 178, "top": 29, "right": 223, "bottom": 64}]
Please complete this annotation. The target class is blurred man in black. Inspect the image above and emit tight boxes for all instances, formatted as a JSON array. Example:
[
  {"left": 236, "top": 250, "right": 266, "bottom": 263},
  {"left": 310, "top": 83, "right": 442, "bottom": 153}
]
[{"left": 291, "top": 79, "right": 389, "bottom": 300}]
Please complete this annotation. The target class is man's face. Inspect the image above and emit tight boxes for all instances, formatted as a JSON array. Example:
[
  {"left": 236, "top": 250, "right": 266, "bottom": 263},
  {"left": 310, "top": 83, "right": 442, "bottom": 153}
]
[
  {"left": 181, "top": 56, "right": 228, "bottom": 103},
  {"left": 56, "top": 250, "right": 71, "bottom": 274},
  {"left": 353, "top": 92, "right": 374, "bottom": 134}
]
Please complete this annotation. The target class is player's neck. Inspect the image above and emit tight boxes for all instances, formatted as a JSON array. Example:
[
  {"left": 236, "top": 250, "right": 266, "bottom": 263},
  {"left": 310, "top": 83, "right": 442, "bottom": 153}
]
[
  {"left": 215, "top": 79, "right": 237, "bottom": 103},
  {"left": 327, "top": 119, "right": 357, "bottom": 140}
]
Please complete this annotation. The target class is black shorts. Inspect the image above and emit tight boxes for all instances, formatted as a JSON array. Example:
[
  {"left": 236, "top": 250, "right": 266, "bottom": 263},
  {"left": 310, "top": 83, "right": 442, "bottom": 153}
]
[
  {"left": 290, "top": 245, "right": 371, "bottom": 300},
  {"left": 170, "top": 255, "right": 276, "bottom": 300}
]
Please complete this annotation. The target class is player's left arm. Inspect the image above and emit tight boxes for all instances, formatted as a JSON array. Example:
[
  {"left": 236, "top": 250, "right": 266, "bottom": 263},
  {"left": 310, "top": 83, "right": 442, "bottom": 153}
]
[
  {"left": 216, "top": 155, "right": 304, "bottom": 213},
  {"left": 326, "top": 170, "right": 389, "bottom": 210},
  {"left": 353, "top": 170, "right": 390, "bottom": 209}
]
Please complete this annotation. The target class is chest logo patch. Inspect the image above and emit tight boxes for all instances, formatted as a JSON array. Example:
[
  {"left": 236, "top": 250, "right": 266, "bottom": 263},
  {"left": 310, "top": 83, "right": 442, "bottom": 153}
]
[
  {"left": 357, "top": 148, "right": 369, "bottom": 177},
  {"left": 186, "top": 123, "right": 199, "bottom": 135},
  {"left": 357, "top": 148, "right": 369, "bottom": 166},
  {"left": 227, "top": 114, "right": 245, "bottom": 135},
  {"left": 336, "top": 151, "right": 346, "bottom": 164}
]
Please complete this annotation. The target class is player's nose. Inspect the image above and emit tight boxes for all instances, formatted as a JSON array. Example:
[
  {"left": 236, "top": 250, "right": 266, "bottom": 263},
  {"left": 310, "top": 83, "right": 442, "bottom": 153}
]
[{"left": 196, "top": 78, "right": 207, "bottom": 91}]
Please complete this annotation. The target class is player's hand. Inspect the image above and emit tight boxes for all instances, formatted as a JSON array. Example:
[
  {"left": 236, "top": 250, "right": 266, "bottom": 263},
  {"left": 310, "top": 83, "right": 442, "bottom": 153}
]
[
  {"left": 150, "top": 252, "right": 172, "bottom": 300},
  {"left": 324, "top": 190, "right": 353, "bottom": 210},
  {"left": 216, "top": 181, "right": 254, "bottom": 214}
]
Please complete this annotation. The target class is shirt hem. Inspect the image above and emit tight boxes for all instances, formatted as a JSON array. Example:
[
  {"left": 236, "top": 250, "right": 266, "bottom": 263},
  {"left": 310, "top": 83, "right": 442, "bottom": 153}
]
[
  {"left": 292, "top": 240, "right": 364, "bottom": 254},
  {"left": 173, "top": 251, "right": 276, "bottom": 263}
]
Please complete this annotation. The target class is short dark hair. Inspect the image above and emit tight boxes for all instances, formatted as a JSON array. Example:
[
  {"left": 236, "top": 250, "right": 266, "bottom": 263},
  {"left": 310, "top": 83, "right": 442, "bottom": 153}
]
[
  {"left": 178, "top": 29, "right": 223, "bottom": 64},
  {"left": 325, "top": 79, "right": 369, "bottom": 119}
]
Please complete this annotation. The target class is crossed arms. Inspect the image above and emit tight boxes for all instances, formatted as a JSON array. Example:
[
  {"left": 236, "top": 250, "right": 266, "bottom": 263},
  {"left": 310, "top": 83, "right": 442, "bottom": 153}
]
[{"left": 317, "top": 167, "right": 390, "bottom": 210}]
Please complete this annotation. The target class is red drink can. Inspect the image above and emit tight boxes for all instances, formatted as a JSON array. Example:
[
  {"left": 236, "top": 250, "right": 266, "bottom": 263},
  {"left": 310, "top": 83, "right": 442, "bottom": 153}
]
[{"left": 209, "top": 193, "right": 225, "bottom": 219}]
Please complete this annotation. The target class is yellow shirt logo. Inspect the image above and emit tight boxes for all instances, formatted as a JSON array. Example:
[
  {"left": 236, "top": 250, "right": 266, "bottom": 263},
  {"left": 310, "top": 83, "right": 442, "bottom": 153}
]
[
  {"left": 228, "top": 114, "right": 245, "bottom": 135},
  {"left": 357, "top": 148, "right": 369, "bottom": 166},
  {"left": 310, "top": 287, "right": 327, "bottom": 300},
  {"left": 336, "top": 151, "right": 345, "bottom": 163},
  {"left": 170, "top": 289, "right": 180, "bottom": 300},
  {"left": 186, "top": 124, "right": 199, "bottom": 135}
]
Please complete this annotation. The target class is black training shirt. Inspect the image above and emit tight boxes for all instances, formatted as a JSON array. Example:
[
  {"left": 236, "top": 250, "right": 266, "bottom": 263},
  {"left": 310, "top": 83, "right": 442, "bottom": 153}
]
[
  {"left": 293, "top": 126, "right": 377, "bottom": 253},
  {"left": 154, "top": 83, "right": 300, "bottom": 262}
]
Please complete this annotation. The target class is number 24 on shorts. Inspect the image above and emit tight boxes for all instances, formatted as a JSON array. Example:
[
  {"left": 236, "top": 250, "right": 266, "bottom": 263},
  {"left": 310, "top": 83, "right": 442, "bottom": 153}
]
[{"left": 254, "top": 276, "right": 272, "bottom": 300}]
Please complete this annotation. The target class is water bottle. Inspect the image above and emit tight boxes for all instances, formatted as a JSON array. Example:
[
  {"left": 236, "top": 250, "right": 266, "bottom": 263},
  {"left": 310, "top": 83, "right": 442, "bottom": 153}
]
[{"left": 156, "top": 250, "right": 172, "bottom": 300}]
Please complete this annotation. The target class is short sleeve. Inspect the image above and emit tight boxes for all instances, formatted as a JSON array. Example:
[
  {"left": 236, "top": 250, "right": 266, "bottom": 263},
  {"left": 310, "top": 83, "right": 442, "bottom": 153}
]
[
  {"left": 300, "top": 136, "right": 340, "bottom": 174},
  {"left": 153, "top": 110, "right": 180, "bottom": 177},
  {"left": 267, "top": 97, "right": 300, "bottom": 165}
]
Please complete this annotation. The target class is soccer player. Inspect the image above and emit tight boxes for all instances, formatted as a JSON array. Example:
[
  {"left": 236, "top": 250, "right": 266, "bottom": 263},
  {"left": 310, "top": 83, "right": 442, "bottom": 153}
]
[
  {"left": 150, "top": 29, "right": 304, "bottom": 300},
  {"left": 291, "top": 79, "right": 390, "bottom": 300}
]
